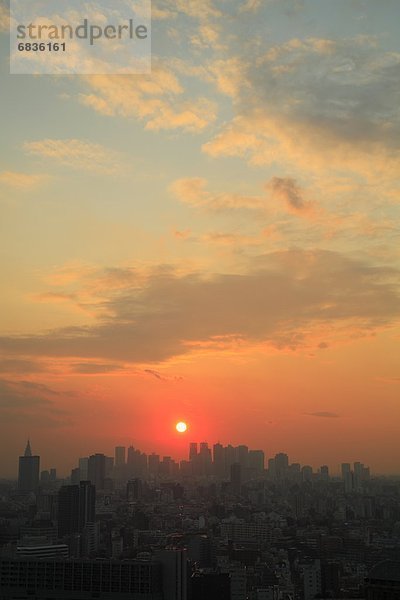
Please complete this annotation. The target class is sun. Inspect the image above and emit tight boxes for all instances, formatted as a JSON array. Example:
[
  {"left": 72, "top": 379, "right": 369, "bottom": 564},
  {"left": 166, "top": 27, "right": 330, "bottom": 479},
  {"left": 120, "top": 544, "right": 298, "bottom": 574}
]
[{"left": 176, "top": 421, "right": 187, "bottom": 433}]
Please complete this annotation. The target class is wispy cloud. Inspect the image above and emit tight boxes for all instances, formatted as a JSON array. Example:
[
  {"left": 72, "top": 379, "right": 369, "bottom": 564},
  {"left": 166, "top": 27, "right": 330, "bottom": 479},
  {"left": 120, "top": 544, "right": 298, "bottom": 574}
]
[
  {"left": 0, "top": 379, "right": 73, "bottom": 427},
  {"left": 71, "top": 362, "right": 124, "bottom": 374},
  {"left": 202, "top": 36, "right": 400, "bottom": 180},
  {"left": 170, "top": 177, "right": 265, "bottom": 211},
  {"left": 0, "top": 171, "right": 47, "bottom": 188},
  {"left": 305, "top": 411, "right": 340, "bottom": 418},
  {"left": 23, "top": 138, "right": 123, "bottom": 174},
  {"left": 79, "top": 67, "right": 217, "bottom": 132}
]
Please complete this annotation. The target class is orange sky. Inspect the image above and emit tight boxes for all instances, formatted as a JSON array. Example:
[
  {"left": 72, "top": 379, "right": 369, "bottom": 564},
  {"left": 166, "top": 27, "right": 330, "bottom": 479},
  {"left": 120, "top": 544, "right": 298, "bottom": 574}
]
[{"left": 1, "top": 0, "right": 400, "bottom": 477}]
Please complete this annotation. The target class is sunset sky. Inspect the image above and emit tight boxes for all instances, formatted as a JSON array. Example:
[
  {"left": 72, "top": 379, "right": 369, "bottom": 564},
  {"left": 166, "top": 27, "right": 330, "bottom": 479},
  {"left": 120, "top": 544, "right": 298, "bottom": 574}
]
[{"left": 1, "top": 0, "right": 400, "bottom": 477}]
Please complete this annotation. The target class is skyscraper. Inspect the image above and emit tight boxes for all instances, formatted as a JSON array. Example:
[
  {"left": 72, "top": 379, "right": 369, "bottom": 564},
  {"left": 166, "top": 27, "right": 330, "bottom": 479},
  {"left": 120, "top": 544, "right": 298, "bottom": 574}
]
[
  {"left": 341, "top": 463, "right": 353, "bottom": 493},
  {"left": 58, "top": 484, "right": 80, "bottom": 537},
  {"left": 213, "top": 443, "right": 225, "bottom": 478},
  {"left": 18, "top": 440, "right": 40, "bottom": 494},
  {"left": 78, "top": 457, "right": 88, "bottom": 480},
  {"left": 148, "top": 453, "right": 160, "bottom": 475},
  {"left": 237, "top": 445, "right": 249, "bottom": 469},
  {"left": 320, "top": 465, "right": 329, "bottom": 482},
  {"left": 189, "top": 442, "right": 198, "bottom": 461},
  {"left": 275, "top": 452, "right": 289, "bottom": 480},
  {"left": 58, "top": 480, "right": 95, "bottom": 537},
  {"left": 115, "top": 446, "right": 126, "bottom": 467},
  {"left": 88, "top": 453, "right": 106, "bottom": 490},
  {"left": 157, "top": 548, "right": 188, "bottom": 600}
]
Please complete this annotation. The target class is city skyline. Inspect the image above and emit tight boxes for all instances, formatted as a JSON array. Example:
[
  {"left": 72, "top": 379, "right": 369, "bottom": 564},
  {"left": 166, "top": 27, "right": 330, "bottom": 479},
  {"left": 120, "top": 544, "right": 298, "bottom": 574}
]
[
  {"left": 11, "top": 438, "right": 377, "bottom": 481},
  {"left": 1, "top": 1, "right": 400, "bottom": 477}
]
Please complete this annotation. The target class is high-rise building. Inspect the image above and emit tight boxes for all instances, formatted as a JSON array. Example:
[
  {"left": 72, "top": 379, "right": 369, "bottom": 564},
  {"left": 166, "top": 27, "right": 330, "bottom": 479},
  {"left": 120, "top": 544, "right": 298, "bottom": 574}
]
[
  {"left": 189, "top": 442, "right": 198, "bottom": 461},
  {"left": 354, "top": 461, "right": 364, "bottom": 491},
  {"left": 225, "top": 445, "right": 238, "bottom": 470},
  {"left": 274, "top": 453, "right": 289, "bottom": 480},
  {"left": 127, "top": 446, "right": 148, "bottom": 478},
  {"left": 237, "top": 445, "right": 249, "bottom": 468},
  {"left": 115, "top": 446, "right": 126, "bottom": 467},
  {"left": 148, "top": 453, "right": 160, "bottom": 475},
  {"left": 58, "top": 481, "right": 95, "bottom": 538},
  {"left": 79, "top": 480, "right": 96, "bottom": 530},
  {"left": 341, "top": 463, "right": 353, "bottom": 493},
  {"left": 320, "top": 465, "right": 329, "bottom": 482},
  {"left": 78, "top": 457, "right": 88, "bottom": 480},
  {"left": 58, "top": 485, "right": 79, "bottom": 537},
  {"left": 40, "top": 470, "right": 50, "bottom": 483},
  {"left": 105, "top": 455, "right": 114, "bottom": 478},
  {"left": 302, "top": 559, "right": 322, "bottom": 600},
  {"left": 213, "top": 443, "right": 225, "bottom": 478},
  {"left": 88, "top": 453, "right": 106, "bottom": 490},
  {"left": 341, "top": 463, "right": 351, "bottom": 478},
  {"left": 288, "top": 463, "right": 302, "bottom": 483},
  {"left": 198, "top": 442, "right": 212, "bottom": 476},
  {"left": 268, "top": 457, "right": 276, "bottom": 479},
  {"left": 302, "top": 465, "right": 313, "bottom": 483},
  {"left": 157, "top": 548, "right": 188, "bottom": 600},
  {"left": 70, "top": 467, "right": 80, "bottom": 485},
  {"left": 18, "top": 440, "right": 40, "bottom": 494}
]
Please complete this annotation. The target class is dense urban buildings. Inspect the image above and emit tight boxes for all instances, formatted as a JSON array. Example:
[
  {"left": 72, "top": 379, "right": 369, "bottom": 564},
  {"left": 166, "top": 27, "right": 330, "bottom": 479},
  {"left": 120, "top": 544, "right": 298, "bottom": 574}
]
[{"left": 0, "top": 440, "right": 399, "bottom": 599}]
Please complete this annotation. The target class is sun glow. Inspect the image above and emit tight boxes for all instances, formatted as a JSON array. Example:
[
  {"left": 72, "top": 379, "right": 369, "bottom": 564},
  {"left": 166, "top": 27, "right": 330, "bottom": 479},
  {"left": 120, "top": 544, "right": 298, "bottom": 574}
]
[{"left": 176, "top": 421, "right": 187, "bottom": 433}]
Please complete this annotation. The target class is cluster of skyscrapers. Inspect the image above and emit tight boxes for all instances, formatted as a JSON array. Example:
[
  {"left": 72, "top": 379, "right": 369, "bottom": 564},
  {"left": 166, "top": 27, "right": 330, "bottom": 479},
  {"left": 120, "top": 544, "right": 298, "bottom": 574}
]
[{"left": 18, "top": 440, "right": 372, "bottom": 496}]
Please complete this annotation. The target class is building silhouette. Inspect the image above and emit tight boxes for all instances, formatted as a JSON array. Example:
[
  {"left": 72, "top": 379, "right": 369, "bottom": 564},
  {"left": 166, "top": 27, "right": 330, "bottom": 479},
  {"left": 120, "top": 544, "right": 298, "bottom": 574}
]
[
  {"left": 87, "top": 453, "right": 106, "bottom": 490},
  {"left": 157, "top": 548, "right": 188, "bottom": 600},
  {"left": 18, "top": 440, "right": 40, "bottom": 494},
  {"left": 58, "top": 481, "right": 95, "bottom": 538}
]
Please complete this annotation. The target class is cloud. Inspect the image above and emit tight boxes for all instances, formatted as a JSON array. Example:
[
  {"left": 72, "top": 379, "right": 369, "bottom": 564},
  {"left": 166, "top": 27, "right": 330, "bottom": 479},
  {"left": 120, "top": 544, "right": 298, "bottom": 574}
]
[
  {"left": 305, "top": 411, "right": 340, "bottom": 418},
  {"left": 0, "top": 171, "right": 46, "bottom": 188},
  {"left": 0, "top": 359, "right": 43, "bottom": 374},
  {"left": 202, "top": 232, "right": 260, "bottom": 246},
  {"left": 36, "top": 292, "right": 77, "bottom": 303},
  {"left": 170, "top": 0, "right": 221, "bottom": 20},
  {"left": 23, "top": 138, "right": 123, "bottom": 173},
  {"left": 79, "top": 68, "right": 217, "bottom": 132},
  {"left": 0, "top": 250, "right": 399, "bottom": 364},
  {"left": 318, "top": 342, "right": 329, "bottom": 350},
  {"left": 170, "top": 177, "right": 265, "bottom": 211},
  {"left": 268, "top": 177, "right": 306, "bottom": 211},
  {"left": 71, "top": 362, "right": 124, "bottom": 374},
  {"left": 144, "top": 369, "right": 167, "bottom": 381},
  {"left": 0, "top": 379, "right": 72, "bottom": 426},
  {"left": 202, "top": 36, "right": 400, "bottom": 180}
]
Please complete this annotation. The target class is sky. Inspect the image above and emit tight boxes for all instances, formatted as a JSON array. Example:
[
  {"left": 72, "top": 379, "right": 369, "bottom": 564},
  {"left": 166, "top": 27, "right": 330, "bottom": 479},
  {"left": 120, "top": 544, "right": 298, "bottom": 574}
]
[{"left": 0, "top": 0, "right": 400, "bottom": 477}]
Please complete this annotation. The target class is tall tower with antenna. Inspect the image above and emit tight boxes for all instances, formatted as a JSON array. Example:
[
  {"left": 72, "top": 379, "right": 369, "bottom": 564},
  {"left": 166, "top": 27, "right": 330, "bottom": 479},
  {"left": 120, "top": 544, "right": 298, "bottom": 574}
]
[{"left": 18, "top": 440, "right": 40, "bottom": 494}]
